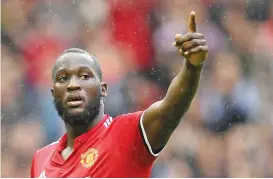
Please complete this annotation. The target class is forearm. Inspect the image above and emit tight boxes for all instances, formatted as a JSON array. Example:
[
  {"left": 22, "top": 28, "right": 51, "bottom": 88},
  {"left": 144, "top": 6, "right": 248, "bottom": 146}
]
[
  {"left": 161, "top": 61, "right": 202, "bottom": 119},
  {"left": 141, "top": 12, "right": 208, "bottom": 151}
]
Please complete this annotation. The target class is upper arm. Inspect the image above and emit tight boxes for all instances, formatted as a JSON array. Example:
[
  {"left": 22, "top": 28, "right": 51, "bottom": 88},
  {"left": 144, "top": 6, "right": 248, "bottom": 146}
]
[{"left": 142, "top": 100, "right": 185, "bottom": 153}]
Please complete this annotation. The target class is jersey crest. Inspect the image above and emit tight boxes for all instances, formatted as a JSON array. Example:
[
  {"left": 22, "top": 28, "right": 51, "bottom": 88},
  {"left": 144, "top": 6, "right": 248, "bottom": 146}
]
[{"left": 80, "top": 148, "right": 99, "bottom": 168}]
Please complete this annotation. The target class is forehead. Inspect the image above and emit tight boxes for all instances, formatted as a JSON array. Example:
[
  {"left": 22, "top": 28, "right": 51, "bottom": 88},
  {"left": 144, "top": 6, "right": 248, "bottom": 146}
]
[{"left": 55, "top": 53, "right": 95, "bottom": 72}]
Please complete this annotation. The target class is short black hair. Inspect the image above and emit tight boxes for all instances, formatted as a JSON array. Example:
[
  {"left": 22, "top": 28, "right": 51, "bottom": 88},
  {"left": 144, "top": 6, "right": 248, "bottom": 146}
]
[{"left": 52, "top": 48, "right": 102, "bottom": 82}]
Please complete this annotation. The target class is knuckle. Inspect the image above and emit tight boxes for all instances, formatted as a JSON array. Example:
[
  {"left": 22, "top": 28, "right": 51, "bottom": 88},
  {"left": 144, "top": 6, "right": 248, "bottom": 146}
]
[
  {"left": 175, "top": 34, "right": 182, "bottom": 39},
  {"left": 189, "top": 35, "right": 195, "bottom": 41},
  {"left": 200, "top": 46, "right": 207, "bottom": 51},
  {"left": 192, "top": 39, "right": 199, "bottom": 45},
  {"left": 193, "top": 46, "right": 201, "bottom": 52},
  {"left": 175, "top": 33, "right": 181, "bottom": 37},
  {"left": 185, "top": 33, "right": 194, "bottom": 40},
  {"left": 197, "top": 33, "right": 204, "bottom": 37}
]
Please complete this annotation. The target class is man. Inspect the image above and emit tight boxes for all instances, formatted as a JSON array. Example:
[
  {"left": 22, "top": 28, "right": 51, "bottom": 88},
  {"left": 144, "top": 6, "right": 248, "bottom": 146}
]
[{"left": 31, "top": 11, "right": 208, "bottom": 178}]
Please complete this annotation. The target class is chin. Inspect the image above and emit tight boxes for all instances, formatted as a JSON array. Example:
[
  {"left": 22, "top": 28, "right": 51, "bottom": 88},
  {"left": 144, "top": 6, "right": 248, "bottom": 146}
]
[
  {"left": 53, "top": 97, "right": 101, "bottom": 126},
  {"left": 64, "top": 111, "right": 88, "bottom": 126},
  {"left": 66, "top": 107, "right": 85, "bottom": 116}
]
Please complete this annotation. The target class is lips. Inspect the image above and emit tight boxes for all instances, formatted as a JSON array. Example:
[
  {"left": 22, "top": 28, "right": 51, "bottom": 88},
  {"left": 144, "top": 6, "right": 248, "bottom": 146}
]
[{"left": 66, "top": 94, "right": 83, "bottom": 107}]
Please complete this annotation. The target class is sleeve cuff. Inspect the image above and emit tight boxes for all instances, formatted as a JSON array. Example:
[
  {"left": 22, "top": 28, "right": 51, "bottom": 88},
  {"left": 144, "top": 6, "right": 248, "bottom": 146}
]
[{"left": 139, "top": 111, "right": 160, "bottom": 157}]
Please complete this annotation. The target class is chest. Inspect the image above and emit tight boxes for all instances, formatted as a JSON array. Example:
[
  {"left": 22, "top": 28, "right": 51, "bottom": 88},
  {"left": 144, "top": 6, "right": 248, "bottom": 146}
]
[{"left": 40, "top": 136, "right": 135, "bottom": 177}]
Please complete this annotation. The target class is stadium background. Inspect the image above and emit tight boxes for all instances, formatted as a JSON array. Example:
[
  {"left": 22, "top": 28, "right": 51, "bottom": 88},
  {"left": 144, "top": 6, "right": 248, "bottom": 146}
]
[{"left": 1, "top": 0, "right": 273, "bottom": 177}]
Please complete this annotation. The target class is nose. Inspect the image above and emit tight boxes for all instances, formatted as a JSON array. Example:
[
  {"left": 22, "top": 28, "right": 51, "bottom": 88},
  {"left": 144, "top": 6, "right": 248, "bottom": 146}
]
[{"left": 67, "top": 76, "right": 81, "bottom": 92}]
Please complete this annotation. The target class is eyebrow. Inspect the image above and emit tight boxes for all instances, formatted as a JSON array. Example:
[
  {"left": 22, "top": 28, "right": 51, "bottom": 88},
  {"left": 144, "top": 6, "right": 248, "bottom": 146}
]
[{"left": 54, "top": 65, "right": 95, "bottom": 78}]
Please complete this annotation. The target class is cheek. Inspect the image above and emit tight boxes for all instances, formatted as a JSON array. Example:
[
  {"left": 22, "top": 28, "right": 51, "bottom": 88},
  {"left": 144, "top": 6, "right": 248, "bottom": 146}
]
[
  {"left": 53, "top": 86, "right": 66, "bottom": 100},
  {"left": 85, "top": 84, "right": 101, "bottom": 98}
]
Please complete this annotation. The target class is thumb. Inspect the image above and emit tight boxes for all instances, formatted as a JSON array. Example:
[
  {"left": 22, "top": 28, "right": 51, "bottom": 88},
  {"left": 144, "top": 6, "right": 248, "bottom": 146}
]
[{"left": 188, "top": 11, "right": 197, "bottom": 33}]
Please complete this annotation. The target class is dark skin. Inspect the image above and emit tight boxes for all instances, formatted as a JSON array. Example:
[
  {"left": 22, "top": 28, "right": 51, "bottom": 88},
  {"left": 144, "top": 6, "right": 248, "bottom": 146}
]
[
  {"left": 51, "top": 53, "right": 108, "bottom": 160},
  {"left": 142, "top": 11, "right": 208, "bottom": 151},
  {"left": 51, "top": 11, "right": 208, "bottom": 160}
]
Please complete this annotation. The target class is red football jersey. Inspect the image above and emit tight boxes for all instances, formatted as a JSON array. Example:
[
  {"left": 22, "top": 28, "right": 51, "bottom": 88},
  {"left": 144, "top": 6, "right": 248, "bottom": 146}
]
[{"left": 31, "top": 111, "right": 159, "bottom": 178}]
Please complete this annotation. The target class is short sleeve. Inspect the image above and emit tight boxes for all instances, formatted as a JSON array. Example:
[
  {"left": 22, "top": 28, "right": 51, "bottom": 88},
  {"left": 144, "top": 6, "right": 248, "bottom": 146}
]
[{"left": 114, "top": 111, "right": 159, "bottom": 167}]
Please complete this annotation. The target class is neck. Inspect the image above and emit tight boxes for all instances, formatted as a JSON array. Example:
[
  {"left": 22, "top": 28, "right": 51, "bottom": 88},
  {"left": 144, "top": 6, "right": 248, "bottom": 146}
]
[{"left": 65, "top": 104, "right": 104, "bottom": 148}]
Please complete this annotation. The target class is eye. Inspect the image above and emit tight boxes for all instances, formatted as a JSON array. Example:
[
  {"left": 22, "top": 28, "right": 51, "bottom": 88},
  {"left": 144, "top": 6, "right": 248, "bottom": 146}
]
[
  {"left": 80, "top": 75, "right": 90, "bottom": 80},
  {"left": 58, "top": 76, "right": 68, "bottom": 82}
]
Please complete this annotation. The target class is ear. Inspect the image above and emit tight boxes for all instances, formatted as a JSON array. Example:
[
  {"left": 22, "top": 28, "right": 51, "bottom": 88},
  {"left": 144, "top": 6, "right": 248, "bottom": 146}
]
[{"left": 101, "top": 82, "right": 108, "bottom": 97}]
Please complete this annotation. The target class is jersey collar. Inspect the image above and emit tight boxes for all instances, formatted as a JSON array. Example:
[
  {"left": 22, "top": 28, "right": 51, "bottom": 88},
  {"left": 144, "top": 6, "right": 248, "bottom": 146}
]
[
  {"left": 51, "top": 114, "right": 109, "bottom": 165},
  {"left": 60, "top": 114, "right": 109, "bottom": 147}
]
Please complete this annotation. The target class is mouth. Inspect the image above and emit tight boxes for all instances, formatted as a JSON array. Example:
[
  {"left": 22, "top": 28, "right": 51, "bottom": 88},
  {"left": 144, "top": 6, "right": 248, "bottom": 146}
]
[{"left": 66, "top": 94, "right": 84, "bottom": 108}]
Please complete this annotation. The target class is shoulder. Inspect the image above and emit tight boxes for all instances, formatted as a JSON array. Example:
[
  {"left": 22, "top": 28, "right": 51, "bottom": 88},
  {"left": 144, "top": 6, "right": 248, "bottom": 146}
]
[
  {"left": 113, "top": 111, "right": 144, "bottom": 125},
  {"left": 104, "top": 111, "right": 144, "bottom": 136},
  {"left": 104, "top": 111, "right": 143, "bottom": 130},
  {"left": 34, "top": 140, "right": 60, "bottom": 159},
  {"left": 31, "top": 140, "right": 60, "bottom": 177},
  {"left": 105, "top": 111, "right": 145, "bottom": 140}
]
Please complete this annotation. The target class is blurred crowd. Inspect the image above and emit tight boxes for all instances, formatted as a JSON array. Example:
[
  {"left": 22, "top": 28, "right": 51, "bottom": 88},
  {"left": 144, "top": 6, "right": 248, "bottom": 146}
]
[{"left": 1, "top": 0, "right": 273, "bottom": 177}]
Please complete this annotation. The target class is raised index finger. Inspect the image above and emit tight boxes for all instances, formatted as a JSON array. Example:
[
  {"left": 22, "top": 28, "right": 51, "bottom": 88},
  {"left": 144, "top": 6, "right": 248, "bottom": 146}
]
[{"left": 188, "top": 11, "right": 197, "bottom": 33}]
